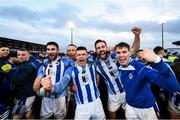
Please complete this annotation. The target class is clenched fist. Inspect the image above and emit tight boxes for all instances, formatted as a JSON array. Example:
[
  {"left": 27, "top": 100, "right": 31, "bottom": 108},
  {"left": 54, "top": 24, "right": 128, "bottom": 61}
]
[{"left": 40, "top": 75, "right": 52, "bottom": 91}]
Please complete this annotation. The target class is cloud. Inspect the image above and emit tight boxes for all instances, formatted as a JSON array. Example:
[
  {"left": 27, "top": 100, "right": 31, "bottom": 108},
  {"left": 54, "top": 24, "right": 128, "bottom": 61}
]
[
  {"left": 0, "top": 3, "right": 81, "bottom": 29},
  {"left": 0, "top": 5, "right": 41, "bottom": 23},
  {"left": 0, "top": 0, "right": 180, "bottom": 52}
]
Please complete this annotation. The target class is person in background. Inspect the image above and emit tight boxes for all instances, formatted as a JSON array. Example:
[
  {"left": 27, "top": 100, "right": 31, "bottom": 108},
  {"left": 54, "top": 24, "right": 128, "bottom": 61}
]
[
  {"left": 153, "top": 46, "right": 172, "bottom": 65},
  {"left": 168, "top": 52, "right": 178, "bottom": 63},
  {"left": 168, "top": 56, "right": 180, "bottom": 119},
  {"left": 65, "top": 44, "right": 77, "bottom": 119},
  {"left": 152, "top": 46, "right": 172, "bottom": 118},
  {"left": 66, "top": 44, "right": 77, "bottom": 60}
]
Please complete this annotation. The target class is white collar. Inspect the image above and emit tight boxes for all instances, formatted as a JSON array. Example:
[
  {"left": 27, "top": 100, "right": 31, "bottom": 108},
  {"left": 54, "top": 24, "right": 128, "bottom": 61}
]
[{"left": 119, "top": 65, "right": 135, "bottom": 71}]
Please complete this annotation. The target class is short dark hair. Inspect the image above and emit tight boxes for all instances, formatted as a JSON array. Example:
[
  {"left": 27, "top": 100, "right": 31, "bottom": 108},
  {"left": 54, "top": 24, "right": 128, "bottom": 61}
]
[
  {"left": 67, "top": 44, "right": 77, "bottom": 48},
  {"left": 76, "top": 46, "right": 87, "bottom": 52},
  {"left": 115, "top": 42, "right": 130, "bottom": 50},
  {"left": 46, "top": 41, "right": 59, "bottom": 49},
  {"left": 94, "top": 39, "right": 107, "bottom": 49},
  {"left": 153, "top": 46, "right": 163, "bottom": 54},
  {"left": 19, "top": 47, "right": 29, "bottom": 52}
]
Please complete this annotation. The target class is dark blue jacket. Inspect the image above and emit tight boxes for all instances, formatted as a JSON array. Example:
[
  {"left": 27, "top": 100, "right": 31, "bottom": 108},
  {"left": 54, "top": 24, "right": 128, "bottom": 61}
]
[
  {"left": 0, "top": 57, "right": 14, "bottom": 113},
  {"left": 9, "top": 60, "right": 37, "bottom": 99}
]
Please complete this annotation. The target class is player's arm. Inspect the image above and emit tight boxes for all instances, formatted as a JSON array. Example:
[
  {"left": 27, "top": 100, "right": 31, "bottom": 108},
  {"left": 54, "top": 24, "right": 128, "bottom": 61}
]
[
  {"left": 130, "top": 27, "right": 141, "bottom": 53},
  {"left": 33, "top": 65, "right": 44, "bottom": 93},
  {"left": 138, "top": 49, "right": 180, "bottom": 92},
  {"left": 42, "top": 67, "right": 72, "bottom": 94}
]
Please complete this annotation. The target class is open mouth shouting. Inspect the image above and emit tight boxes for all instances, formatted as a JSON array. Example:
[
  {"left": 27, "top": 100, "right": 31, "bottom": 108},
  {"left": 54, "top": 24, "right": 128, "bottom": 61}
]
[{"left": 47, "top": 53, "right": 57, "bottom": 61}]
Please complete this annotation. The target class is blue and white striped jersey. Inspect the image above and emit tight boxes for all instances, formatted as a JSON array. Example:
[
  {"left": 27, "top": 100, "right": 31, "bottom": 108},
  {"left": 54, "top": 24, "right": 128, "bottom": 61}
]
[
  {"left": 53, "top": 63, "right": 100, "bottom": 105},
  {"left": 96, "top": 52, "right": 124, "bottom": 94},
  {"left": 37, "top": 57, "right": 74, "bottom": 97}
]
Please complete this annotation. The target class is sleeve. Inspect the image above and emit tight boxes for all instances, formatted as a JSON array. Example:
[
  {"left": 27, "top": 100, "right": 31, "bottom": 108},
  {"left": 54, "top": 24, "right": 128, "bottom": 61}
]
[
  {"left": 53, "top": 67, "right": 72, "bottom": 94},
  {"left": 9, "top": 63, "right": 37, "bottom": 86},
  {"left": 143, "top": 59, "right": 180, "bottom": 92},
  {"left": 62, "top": 58, "right": 75, "bottom": 70},
  {"left": 36, "top": 65, "right": 45, "bottom": 79}
]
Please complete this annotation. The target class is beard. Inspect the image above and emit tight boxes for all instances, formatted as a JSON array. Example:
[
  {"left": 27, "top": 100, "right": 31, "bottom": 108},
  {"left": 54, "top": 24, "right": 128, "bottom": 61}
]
[
  {"left": 47, "top": 53, "right": 58, "bottom": 61},
  {"left": 99, "top": 50, "right": 108, "bottom": 60}
]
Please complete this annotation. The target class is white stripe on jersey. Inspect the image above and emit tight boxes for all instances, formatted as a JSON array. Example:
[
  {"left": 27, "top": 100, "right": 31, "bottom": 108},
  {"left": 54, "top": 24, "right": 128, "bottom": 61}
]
[
  {"left": 44, "top": 61, "right": 64, "bottom": 84},
  {"left": 60, "top": 60, "right": 65, "bottom": 79},
  {"left": 72, "top": 64, "right": 99, "bottom": 104},
  {"left": 96, "top": 55, "right": 122, "bottom": 94}
]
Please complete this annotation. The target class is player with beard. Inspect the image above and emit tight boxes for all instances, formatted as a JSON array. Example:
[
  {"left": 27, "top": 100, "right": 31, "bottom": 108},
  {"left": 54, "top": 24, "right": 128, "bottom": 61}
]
[
  {"left": 94, "top": 27, "right": 141, "bottom": 119},
  {"left": 33, "top": 41, "right": 74, "bottom": 119}
]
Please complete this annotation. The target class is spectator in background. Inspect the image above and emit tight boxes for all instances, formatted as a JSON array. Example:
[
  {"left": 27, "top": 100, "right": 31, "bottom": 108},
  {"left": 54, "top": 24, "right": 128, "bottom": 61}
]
[
  {"left": 175, "top": 54, "right": 180, "bottom": 62},
  {"left": 153, "top": 46, "right": 172, "bottom": 64},
  {"left": 163, "top": 49, "right": 170, "bottom": 59},
  {"left": 168, "top": 55, "right": 180, "bottom": 119},
  {"left": 67, "top": 44, "right": 77, "bottom": 60},
  {"left": 29, "top": 52, "right": 44, "bottom": 70},
  {"left": 168, "top": 52, "right": 178, "bottom": 63},
  {"left": 153, "top": 46, "right": 173, "bottom": 118},
  {"left": 65, "top": 44, "right": 77, "bottom": 119}
]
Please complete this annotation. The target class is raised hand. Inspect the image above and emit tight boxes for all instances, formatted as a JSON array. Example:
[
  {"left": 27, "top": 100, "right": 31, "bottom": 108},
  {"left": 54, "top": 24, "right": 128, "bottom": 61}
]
[
  {"left": 137, "top": 49, "right": 160, "bottom": 63},
  {"left": 132, "top": 27, "right": 141, "bottom": 36},
  {"left": 40, "top": 75, "right": 52, "bottom": 91}
]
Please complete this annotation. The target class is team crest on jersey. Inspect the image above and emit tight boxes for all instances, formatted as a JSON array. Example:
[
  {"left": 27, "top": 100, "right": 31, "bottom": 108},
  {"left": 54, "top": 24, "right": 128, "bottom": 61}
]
[{"left": 128, "top": 73, "right": 133, "bottom": 79}]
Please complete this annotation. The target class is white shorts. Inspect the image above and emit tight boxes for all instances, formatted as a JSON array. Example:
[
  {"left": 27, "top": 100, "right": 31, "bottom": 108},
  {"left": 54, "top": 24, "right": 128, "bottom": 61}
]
[
  {"left": 40, "top": 96, "right": 66, "bottom": 119},
  {"left": 12, "top": 96, "right": 35, "bottom": 116},
  {"left": 0, "top": 109, "right": 9, "bottom": 119},
  {"left": 75, "top": 97, "right": 105, "bottom": 120},
  {"left": 125, "top": 103, "right": 157, "bottom": 120},
  {"left": 108, "top": 91, "right": 126, "bottom": 112}
]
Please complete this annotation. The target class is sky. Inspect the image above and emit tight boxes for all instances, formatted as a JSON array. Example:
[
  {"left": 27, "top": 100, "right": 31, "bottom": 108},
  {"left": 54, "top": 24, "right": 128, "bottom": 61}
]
[{"left": 0, "top": 0, "right": 180, "bottom": 52}]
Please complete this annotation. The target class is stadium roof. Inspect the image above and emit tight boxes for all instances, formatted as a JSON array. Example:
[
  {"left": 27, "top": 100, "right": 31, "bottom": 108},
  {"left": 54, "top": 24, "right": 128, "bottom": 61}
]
[{"left": 172, "top": 41, "right": 180, "bottom": 46}]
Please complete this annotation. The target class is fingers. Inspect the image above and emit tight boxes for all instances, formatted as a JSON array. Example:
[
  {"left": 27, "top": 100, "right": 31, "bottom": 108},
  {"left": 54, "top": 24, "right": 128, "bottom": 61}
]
[
  {"left": 137, "top": 49, "right": 159, "bottom": 63},
  {"left": 137, "top": 51, "right": 144, "bottom": 59},
  {"left": 132, "top": 26, "right": 141, "bottom": 31},
  {"left": 40, "top": 76, "right": 52, "bottom": 91},
  {"left": 71, "top": 85, "right": 77, "bottom": 93},
  {"left": 132, "top": 27, "right": 141, "bottom": 34}
]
